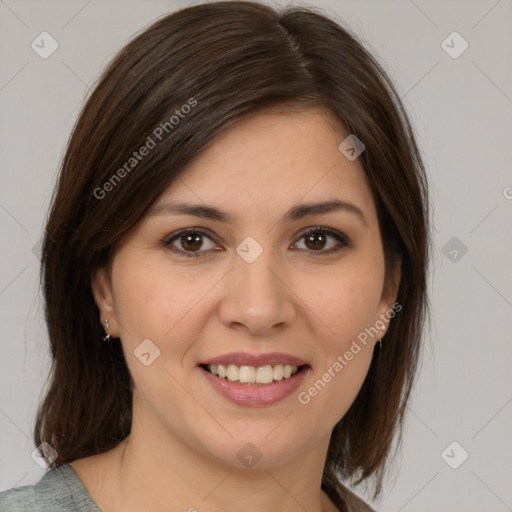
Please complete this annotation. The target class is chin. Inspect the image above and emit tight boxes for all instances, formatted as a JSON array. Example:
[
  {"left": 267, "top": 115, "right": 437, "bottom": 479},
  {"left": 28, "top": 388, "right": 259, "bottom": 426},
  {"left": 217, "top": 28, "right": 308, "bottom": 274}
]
[{"left": 191, "top": 422, "right": 318, "bottom": 471}]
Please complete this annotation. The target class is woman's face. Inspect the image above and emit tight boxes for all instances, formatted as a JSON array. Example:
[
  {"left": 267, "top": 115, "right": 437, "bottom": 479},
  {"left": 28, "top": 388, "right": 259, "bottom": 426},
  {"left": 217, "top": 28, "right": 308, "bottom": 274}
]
[{"left": 93, "top": 107, "right": 399, "bottom": 468}]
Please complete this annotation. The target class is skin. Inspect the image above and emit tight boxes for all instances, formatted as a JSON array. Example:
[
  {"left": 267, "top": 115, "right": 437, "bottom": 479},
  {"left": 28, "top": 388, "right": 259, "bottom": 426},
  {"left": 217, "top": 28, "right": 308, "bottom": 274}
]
[{"left": 71, "top": 107, "right": 400, "bottom": 512}]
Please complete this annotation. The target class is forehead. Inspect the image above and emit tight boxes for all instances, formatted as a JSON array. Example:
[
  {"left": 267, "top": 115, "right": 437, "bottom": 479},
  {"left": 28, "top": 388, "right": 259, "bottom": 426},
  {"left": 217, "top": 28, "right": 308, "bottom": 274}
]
[{"left": 153, "top": 107, "right": 378, "bottom": 227}]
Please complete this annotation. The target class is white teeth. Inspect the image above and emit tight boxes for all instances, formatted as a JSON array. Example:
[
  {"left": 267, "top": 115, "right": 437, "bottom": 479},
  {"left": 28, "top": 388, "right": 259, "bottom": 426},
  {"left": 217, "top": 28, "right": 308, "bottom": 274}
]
[
  {"left": 226, "top": 364, "right": 239, "bottom": 381},
  {"left": 273, "top": 365, "right": 284, "bottom": 381},
  {"left": 206, "top": 363, "right": 300, "bottom": 384},
  {"left": 256, "top": 365, "right": 274, "bottom": 384},
  {"left": 238, "top": 366, "right": 256, "bottom": 383}
]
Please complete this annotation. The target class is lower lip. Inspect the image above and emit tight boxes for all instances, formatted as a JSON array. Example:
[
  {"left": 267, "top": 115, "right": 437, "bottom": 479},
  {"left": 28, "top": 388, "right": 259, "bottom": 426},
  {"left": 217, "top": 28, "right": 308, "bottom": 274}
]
[{"left": 199, "top": 366, "right": 309, "bottom": 406}]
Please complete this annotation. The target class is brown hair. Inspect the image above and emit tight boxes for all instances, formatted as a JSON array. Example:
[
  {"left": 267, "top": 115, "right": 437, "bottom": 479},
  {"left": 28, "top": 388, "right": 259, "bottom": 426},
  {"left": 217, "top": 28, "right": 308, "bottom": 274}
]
[{"left": 35, "top": 0, "right": 429, "bottom": 506}]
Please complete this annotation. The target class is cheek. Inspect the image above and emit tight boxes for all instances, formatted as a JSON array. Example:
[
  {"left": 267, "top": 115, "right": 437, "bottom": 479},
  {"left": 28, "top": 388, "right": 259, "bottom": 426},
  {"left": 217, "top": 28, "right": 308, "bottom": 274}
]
[
  {"left": 293, "top": 258, "right": 383, "bottom": 418},
  {"left": 112, "top": 253, "right": 206, "bottom": 340},
  {"left": 110, "top": 257, "right": 205, "bottom": 424},
  {"left": 111, "top": 254, "right": 223, "bottom": 395},
  {"left": 299, "top": 257, "right": 385, "bottom": 346}
]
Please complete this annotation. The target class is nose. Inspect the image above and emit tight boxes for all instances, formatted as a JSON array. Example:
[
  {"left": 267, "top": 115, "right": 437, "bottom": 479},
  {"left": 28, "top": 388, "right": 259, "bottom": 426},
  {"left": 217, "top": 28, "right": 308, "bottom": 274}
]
[{"left": 218, "top": 248, "right": 297, "bottom": 337}]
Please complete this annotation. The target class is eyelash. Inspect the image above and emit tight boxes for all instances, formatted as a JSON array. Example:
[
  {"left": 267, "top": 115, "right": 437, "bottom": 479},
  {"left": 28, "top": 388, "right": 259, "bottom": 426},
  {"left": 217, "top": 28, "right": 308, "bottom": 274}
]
[{"left": 163, "top": 226, "right": 351, "bottom": 259}]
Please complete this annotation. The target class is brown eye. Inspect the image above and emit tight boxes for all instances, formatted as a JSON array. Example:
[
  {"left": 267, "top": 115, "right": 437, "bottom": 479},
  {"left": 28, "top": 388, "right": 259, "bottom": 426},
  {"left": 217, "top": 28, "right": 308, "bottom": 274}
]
[
  {"left": 304, "top": 232, "right": 328, "bottom": 251},
  {"left": 293, "top": 227, "right": 350, "bottom": 254},
  {"left": 164, "top": 230, "right": 217, "bottom": 257},
  {"left": 179, "top": 233, "right": 203, "bottom": 252}
]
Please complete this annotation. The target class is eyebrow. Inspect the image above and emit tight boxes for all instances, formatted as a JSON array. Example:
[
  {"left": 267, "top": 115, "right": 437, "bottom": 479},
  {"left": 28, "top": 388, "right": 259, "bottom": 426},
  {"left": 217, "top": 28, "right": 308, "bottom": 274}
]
[{"left": 147, "top": 198, "right": 367, "bottom": 226}]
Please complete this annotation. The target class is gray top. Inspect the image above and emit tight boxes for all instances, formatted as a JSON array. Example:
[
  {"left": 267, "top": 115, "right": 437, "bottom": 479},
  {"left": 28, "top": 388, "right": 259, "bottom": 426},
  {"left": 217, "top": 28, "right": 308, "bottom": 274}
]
[
  {"left": 0, "top": 463, "right": 375, "bottom": 512},
  {"left": 0, "top": 464, "right": 100, "bottom": 512}
]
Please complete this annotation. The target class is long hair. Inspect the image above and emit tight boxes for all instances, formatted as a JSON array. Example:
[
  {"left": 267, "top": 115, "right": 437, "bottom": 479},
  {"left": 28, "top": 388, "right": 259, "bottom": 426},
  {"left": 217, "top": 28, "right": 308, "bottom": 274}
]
[{"left": 35, "top": 1, "right": 429, "bottom": 505}]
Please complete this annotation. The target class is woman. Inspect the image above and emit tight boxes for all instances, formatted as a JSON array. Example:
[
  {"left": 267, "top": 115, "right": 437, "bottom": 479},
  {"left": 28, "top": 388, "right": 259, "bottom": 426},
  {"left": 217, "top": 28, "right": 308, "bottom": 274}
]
[{"left": 0, "top": 1, "right": 429, "bottom": 511}]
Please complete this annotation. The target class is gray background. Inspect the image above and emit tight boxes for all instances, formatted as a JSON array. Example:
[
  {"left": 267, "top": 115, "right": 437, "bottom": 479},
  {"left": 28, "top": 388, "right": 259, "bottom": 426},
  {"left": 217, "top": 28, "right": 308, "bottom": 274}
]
[{"left": 1, "top": 0, "right": 511, "bottom": 510}]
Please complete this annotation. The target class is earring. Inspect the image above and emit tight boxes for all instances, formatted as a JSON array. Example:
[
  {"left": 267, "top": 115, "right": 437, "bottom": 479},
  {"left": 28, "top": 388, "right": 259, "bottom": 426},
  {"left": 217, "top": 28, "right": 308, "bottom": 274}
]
[
  {"left": 102, "top": 319, "right": 111, "bottom": 342},
  {"left": 378, "top": 325, "right": 386, "bottom": 348}
]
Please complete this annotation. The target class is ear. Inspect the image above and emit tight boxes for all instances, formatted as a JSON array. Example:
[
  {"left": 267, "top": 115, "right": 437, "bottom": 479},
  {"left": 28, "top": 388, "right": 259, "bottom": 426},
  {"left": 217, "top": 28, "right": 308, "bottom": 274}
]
[
  {"left": 91, "top": 267, "right": 119, "bottom": 338},
  {"left": 376, "top": 257, "right": 402, "bottom": 339}
]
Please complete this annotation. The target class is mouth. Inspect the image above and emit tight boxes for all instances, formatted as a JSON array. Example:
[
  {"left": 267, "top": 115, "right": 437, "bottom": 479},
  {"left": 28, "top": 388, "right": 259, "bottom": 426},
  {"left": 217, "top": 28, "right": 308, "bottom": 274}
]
[
  {"left": 200, "top": 363, "right": 308, "bottom": 385},
  {"left": 198, "top": 353, "right": 311, "bottom": 406}
]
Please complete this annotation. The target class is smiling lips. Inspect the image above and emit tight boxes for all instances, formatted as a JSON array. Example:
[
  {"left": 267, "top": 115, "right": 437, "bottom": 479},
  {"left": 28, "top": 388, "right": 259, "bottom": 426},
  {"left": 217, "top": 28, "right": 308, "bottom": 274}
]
[{"left": 199, "top": 352, "right": 310, "bottom": 406}]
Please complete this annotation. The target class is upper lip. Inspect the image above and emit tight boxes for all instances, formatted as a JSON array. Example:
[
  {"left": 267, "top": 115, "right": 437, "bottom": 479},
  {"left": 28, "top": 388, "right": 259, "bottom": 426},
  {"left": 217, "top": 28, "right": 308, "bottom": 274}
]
[{"left": 200, "top": 352, "right": 309, "bottom": 367}]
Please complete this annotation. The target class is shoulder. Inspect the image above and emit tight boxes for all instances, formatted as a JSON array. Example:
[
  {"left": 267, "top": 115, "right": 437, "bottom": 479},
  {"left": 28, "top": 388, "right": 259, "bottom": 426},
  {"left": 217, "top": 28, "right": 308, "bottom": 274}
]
[{"left": 0, "top": 464, "right": 100, "bottom": 512}]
